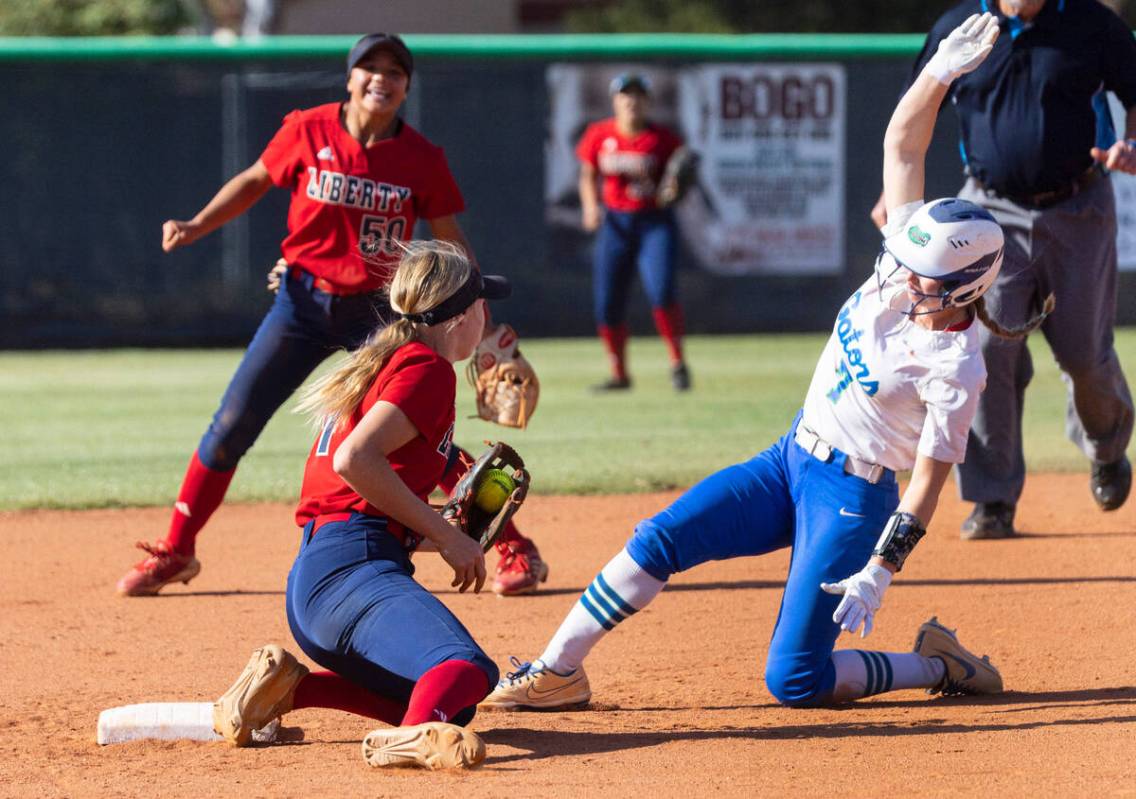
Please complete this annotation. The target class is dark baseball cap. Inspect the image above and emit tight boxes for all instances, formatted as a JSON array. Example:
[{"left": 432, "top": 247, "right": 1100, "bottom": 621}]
[
  {"left": 347, "top": 33, "right": 414, "bottom": 77},
  {"left": 609, "top": 72, "right": 651, "bottom": 96}
]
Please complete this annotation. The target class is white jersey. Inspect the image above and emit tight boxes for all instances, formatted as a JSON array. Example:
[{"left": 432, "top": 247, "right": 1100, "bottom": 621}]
[{"left": 800, "top": 202, "right": 987, "bottom": 472}]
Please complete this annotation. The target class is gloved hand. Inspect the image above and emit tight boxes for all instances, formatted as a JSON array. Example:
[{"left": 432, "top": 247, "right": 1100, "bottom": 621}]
[
  {"left": 466, "top": 324, "right": 540, "bottom": 429},
  {"left": 820, "top": 563, "right": 894, "bottom": 638},
  {"left": 923, "top": 12, "right": 1000, "bottom": 85},
  {"left": 440, "top": 442, "right": 530, "bottom": 551}
]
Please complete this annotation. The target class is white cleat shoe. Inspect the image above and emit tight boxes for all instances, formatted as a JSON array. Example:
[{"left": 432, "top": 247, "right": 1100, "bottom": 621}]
[
  {"left": 479, "top": 657, "right": 592, "bottom": 711},
  {"left": 361, "top": 722, "right": 485, "bottom": 770},
  {"left": 914, "top": 616, "right": 1003, "bottom": 696}
]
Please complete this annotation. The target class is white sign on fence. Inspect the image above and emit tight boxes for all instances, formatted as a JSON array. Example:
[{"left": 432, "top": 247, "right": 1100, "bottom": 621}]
[
  {"left": 545, "top": 62, "right": 847, "bottom": 276},
  {"left": 674, "top": 63, "right": 846, "bottom": 276}
]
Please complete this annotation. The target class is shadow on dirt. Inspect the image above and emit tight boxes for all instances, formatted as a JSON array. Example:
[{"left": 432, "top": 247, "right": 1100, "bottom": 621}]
[
  {"left": 1008, "top": 530, "right": 1136, "bottom": 540},
  {"left": 152, "top": 590, "right": 286, "bottom": 597},
  {"left": 480, "top": 686, "right": 1135, "bottom": 763},
  {"left": 434, "top": 574, "right": 1136, "bottom": 597}
]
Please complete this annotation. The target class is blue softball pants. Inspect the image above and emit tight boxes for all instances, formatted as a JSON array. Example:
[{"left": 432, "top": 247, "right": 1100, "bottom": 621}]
[
  {"left": 286, "top": 513, "right": 499, "bottom": 727},
  {"left": 593, "top": 208, "right": 678, "bottom": 326},
  {"left": 626, "top": 413, "right": 900, "bottom": 706},
  {"left": 197, "top": 269, "right": 389, "bottom": 471}
]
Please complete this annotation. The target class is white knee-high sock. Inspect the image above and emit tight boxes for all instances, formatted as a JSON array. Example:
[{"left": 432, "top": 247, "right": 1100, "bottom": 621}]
[
  {"left": 538, "top": 548, "right": 666, "bottom": 674},
  {"left": 830, "top": 650, "right": 946, "bottom": 702}
]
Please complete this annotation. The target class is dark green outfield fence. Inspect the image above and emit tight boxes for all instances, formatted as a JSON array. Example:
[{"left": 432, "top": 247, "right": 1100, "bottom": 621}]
[{"left": 1, "top": 35, "right": 1131, "bottom": 347}]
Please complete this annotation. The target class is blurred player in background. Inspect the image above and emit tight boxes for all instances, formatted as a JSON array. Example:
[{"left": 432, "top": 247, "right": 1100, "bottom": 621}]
[
  {"left": 874, "top": 0, "right": 1136, "bottom": 538},
  {"left": 214, "top": 241, "right": 503, "bottom": 770},
  {"left": 117, "top": 32, "right": 548, "bottom": 598},
  {"left": 484, "top": 14, "right": 1049, "bottom": 712},
  {"left": 578, "top": 73, "right": 692, "bottom": 392}
]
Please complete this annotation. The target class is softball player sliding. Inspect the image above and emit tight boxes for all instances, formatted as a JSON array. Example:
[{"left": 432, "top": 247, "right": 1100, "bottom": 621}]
[
  {"left": 116, "top": 32, "right": 547, "bottom": 597},
  {"left": 214, "top": 242, "right": 506, "bottom": 770},
  {"left": 578, "top": 73, "right": 691, "bottom": 392},
  {"left": 484, "top": 14, "right": 1050, "bottom": 711}
]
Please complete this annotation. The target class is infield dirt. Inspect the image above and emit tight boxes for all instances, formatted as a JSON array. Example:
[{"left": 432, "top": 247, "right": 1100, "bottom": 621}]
[{"left": 2, "top": 473, "right": 1133, "bottom": 797}]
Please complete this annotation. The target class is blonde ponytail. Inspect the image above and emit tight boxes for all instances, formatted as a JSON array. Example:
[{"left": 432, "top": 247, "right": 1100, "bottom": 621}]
[
  {"left": 296, "top": 240, "right": 473, "bottom": 428},
  {"left": 296, "top": 319, "right": 417, "bottom": 425},
  {"left": 974, "top": 292, "right": 1056, "bottom": 340}
]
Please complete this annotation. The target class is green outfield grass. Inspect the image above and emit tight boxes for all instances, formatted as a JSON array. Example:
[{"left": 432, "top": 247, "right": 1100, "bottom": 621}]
[{"left": 2, "top": 330, "right": 1133, "bottom": 511}]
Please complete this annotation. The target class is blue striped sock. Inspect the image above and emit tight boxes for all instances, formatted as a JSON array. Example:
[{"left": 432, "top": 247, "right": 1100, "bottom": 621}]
[
  {"left": 831, "top": 650, "right": 945, "bottom": 702},
  {"left": 539, "top": 548, "right": 665, "bottom": 673}
]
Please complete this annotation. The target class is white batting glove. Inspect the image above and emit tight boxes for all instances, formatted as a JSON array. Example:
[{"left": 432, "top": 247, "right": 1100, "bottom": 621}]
[
  {"left": 820, "top": 563, "right": 893, "bottom": 639},
  {"left": 923, "top": 12, "right": 1000, "bottom": 86}
]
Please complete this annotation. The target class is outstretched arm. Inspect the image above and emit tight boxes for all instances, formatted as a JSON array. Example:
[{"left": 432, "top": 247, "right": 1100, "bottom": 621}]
[
  {"left": 883, "top": 13, "right": 999, "bottom": 216},
  {"left": 161, "top": 159, "right": 273, "bottom": 252}
]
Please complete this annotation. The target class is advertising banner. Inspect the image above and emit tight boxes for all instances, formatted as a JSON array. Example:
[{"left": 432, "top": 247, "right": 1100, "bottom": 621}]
[
  {"left": 546, "top": 63, "right": 847, "bottom": 276},
  {"left": 675, "top": 63, "right": 846, "bottom": 275}
]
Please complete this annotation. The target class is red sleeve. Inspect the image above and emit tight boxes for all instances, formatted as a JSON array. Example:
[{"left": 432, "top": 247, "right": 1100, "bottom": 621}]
[
  {"left": 576, "top": 123, "right": 600, "bottom": 167},
  {"left": 418, "top": 148, "right": 466, "bottom": 220},
  {"left": 259, "top": 110, "right": 305, "bottom": 188},
  {"left": 379, "top": 354, "right": 456, "bottom": 443}
]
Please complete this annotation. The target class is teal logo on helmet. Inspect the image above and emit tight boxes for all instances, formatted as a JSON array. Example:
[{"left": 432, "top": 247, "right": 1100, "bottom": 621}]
[{"left": 907, "top": 225, "right": 931, "bottom": 247}]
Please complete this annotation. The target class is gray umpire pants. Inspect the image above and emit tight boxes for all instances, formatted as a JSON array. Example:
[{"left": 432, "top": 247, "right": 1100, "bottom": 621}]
[{"left": 955, "top": 174, "right": 1134, "bottom": 506}]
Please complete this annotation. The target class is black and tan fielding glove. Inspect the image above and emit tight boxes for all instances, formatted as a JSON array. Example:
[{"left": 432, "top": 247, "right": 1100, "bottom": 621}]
[
  {"left": 657, "top": 147, "right": 700, "bottom": 208},
  {"left": 440, "top": 442, "right": 530, "bottom": 551}
]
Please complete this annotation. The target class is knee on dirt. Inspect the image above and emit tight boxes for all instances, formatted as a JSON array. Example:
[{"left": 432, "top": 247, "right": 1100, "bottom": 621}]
[{"left": 764, "top": 656, "right": 833, "bottom": 708}]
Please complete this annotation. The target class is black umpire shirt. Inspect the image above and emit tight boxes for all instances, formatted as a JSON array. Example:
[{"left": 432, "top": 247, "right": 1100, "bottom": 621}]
[{"left": 912, "top": 0, "right": 1136, "bottom": 197}]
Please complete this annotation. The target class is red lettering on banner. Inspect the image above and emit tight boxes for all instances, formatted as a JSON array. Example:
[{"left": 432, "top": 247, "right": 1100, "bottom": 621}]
[{"left": 718, "top": 73, "right": 836, "bottom": 121}]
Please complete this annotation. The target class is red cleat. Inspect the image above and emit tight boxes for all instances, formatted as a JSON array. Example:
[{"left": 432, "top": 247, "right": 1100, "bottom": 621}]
[
  {"left": 115, "top": 540, "right": 201, "bottom": 597},
  {"left": 492, "top": 537, "right": 549, "bottom": 596}
]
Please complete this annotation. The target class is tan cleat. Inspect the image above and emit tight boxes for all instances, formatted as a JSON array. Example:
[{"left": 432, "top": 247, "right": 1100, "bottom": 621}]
[
  {"left": 479, "top": 658, "right": 591, "bottom": 711},
  {"left": 914, "top": 616, "right": 1003, "bottom": 696},
  {"left": 361, "top": 722, "right": 485, "bottom": 770},
  {"left": 213, "top": 644, "right": 309, "bottom": 746}
]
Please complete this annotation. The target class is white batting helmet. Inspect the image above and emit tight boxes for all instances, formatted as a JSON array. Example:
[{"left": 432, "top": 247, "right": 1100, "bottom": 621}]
[{"left": 882, "top": 198, "right": 1004, "bottom": 311}]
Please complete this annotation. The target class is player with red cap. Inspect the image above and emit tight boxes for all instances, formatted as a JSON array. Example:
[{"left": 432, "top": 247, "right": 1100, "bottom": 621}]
[{"left": 577, "top": 72, "right": 692, "bottom": 392}]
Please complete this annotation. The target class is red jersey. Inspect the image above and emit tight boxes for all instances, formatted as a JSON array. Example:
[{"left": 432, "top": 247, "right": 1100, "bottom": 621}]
[
  {"left": 576, "top": 119, "right": 683, "bottom": 213},
  {"left": 295, "top": 341, "right": 456, "bottom": 538},
  {"left": 260, "top": 103, "right": 465, "bottom": 293}
]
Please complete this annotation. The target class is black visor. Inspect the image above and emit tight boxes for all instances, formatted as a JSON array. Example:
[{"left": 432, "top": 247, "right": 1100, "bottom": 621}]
[{"left": 399, "top": 272, "right": 510, "bottom": 326}]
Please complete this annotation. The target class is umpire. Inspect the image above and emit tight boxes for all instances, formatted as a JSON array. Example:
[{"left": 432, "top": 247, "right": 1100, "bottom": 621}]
[{"left": 874, "top": 0, "right": 1136, "bottom": 538}]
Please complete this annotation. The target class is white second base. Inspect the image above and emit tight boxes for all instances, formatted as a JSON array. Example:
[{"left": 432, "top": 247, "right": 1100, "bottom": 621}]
[{"left": 96, "top": 702, "right": 279, "bottom": 745}]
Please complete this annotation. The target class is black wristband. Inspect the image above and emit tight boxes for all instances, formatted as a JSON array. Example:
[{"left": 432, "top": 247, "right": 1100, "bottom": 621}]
[{"left": 872, "top": 511, "right": 926, "bottom": 572}]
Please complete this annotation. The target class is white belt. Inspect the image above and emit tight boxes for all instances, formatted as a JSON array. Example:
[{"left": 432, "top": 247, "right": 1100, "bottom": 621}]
[{"left": 794, "top": 424, "right": 889, "bottom": 485}]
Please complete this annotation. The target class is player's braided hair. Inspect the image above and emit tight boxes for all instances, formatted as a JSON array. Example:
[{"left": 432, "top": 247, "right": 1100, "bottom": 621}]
[
  {"left": 973, "top": 292, "right": 1055, "bottom": 340},
  {"left": 297, "top": 240, "right": 473, "bottom": 427}
]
